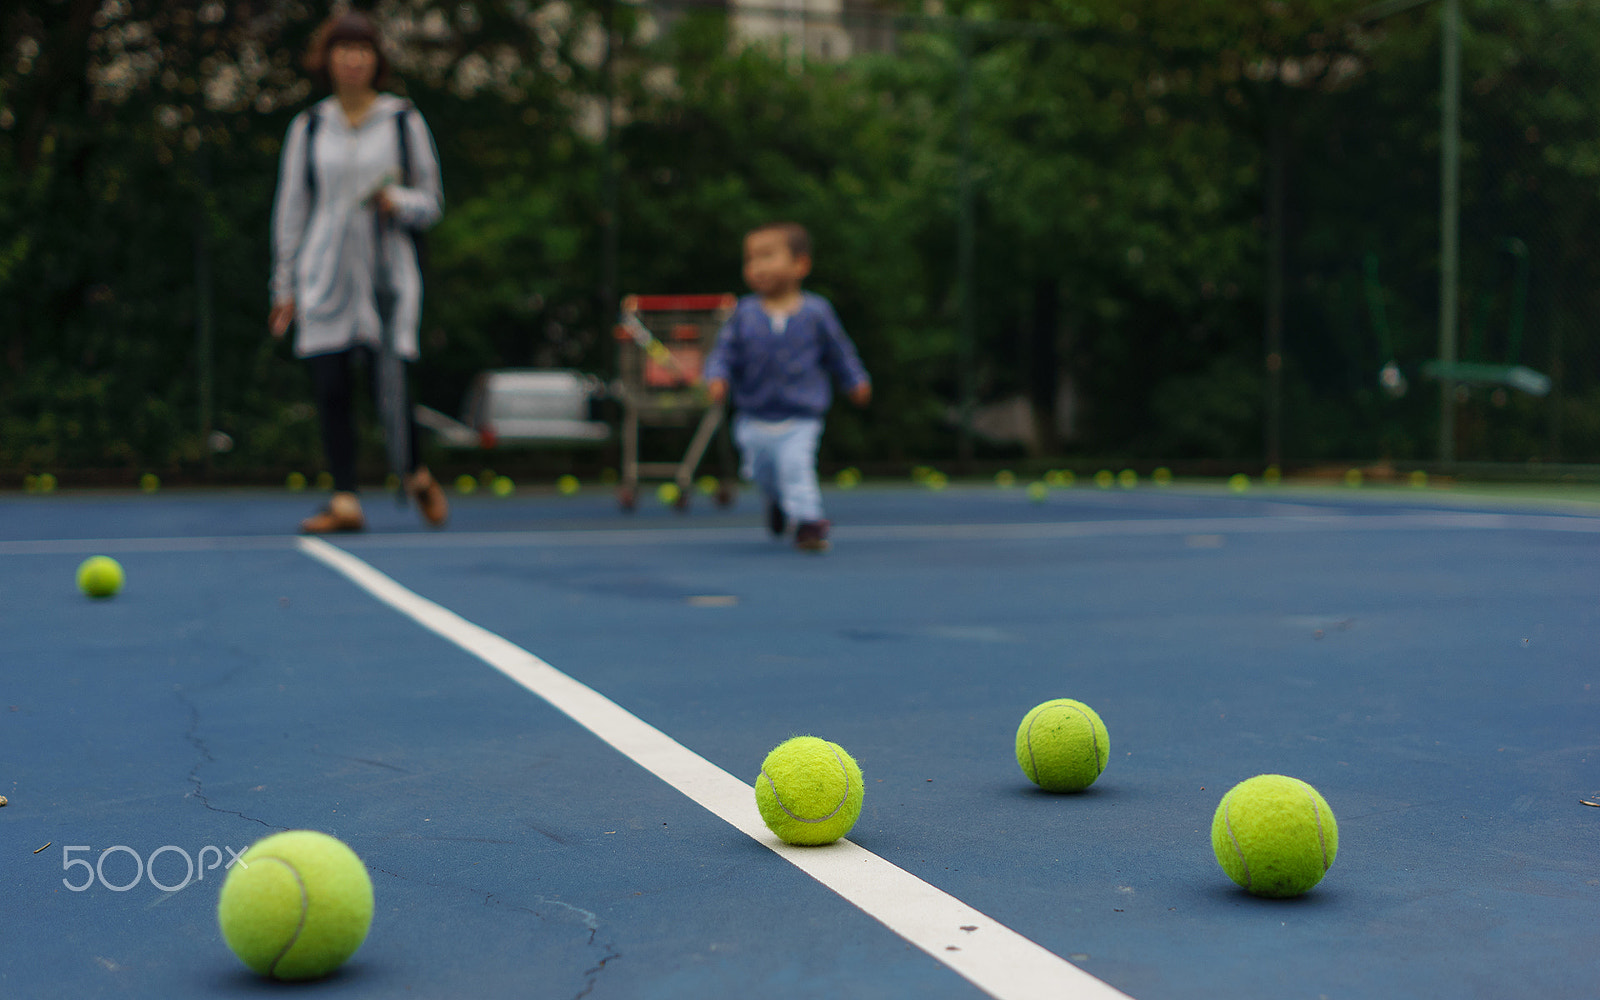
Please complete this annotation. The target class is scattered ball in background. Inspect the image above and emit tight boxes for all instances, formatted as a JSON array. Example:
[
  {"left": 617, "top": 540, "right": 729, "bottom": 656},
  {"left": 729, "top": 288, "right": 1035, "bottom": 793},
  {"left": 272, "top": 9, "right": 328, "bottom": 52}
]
[
  {"left": 139, "top": 473, "right": 160, "bottom": 494},
  {"left": 1152, "top": 467, "right": 1174, "bottom": 487},
  {"left": 1117, "top": 469, "right": 1138, "bottom": 489},
  {"left": 286, "top": 472, "right": 307, "bottom": 492},
  {"left": 26, "top": 472, "right": 58, "bottom": 494},
  {"left": 314, "top": 472, "right": 334, "bottom": 490},
  {"left": 994, "top": 470, "right": 1016, "bottom": 489},
  {"left": 492, "top": 476, "right": 515, "bottom": 497},
  {"left": 557, "top": 474, "right": 581, "bottom": 496},
  {"left": 836, "top": 467, "right": 861, "bottom": 489},
  {"left": 1228, "top": 473, "right": 1250, "bottom": 493},
  {"left": 911, "top": 465, "right": 934, "bottom": 484},
  {"left": 454, "top": 474, "right": 478, "bottom": 495},
  {"left": 478, "top": 469, "right": 497, "bottom": 491},
  {"left": 76, "top": 556, "right": 124, "bottom": 599},
  {"left": 217, "top": 830, "right": 373, "bottom": 980},
  {"left": 1045, "top": 469, "right": 1075, "bottom": 488},
  {"left": 1212, "top": 774, "right": 1338, "bottom": 898},
  {"left": 1015, "top": 698, "right": 1110, "bottom": 792},
  {"left": 1343, "top": 468, "right": 1363, "bottom": 488},
  {"left": 696, "top": 474, "right": 719, "bottom": 496},
  {"left": 1026, "top": 481, "right": 1049, "bottom": 503},
  {"left": 754, "top": 736, "right": 865, "bottom": 845},
  {"left": 1094, "top": 470, "right": 1114, "bottom": 489},
  {"left": 656, "top": 481, "right": 681, "bottom": 506},
  {"left": 925, "top": 470, "right": 948, "bottom": 491},
  {"left": 1409, "top": 470, "right": 1428, "bottom": 489},
  {"left": 1263, "top": 465, "right": 1283, "bottom": 486}
]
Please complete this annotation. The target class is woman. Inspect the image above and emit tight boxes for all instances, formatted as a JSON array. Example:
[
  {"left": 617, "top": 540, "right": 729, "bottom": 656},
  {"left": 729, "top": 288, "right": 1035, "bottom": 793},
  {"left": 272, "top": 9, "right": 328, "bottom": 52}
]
[{"left": 270, "top": 11, "right": 447, "bottom": 533}]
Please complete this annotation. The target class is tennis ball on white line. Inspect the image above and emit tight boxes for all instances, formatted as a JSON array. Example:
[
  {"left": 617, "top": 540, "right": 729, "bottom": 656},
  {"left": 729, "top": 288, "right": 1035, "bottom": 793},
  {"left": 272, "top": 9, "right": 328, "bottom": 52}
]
[{"left": 755, "top": 736, "right": 865, "bottom": 845}]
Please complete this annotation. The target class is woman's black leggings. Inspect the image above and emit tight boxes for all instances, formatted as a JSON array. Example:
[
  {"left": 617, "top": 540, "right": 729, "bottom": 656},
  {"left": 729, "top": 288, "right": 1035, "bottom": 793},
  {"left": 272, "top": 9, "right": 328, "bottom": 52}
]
[{"left": 306, "top": 346, "right": 421, "bottom": 493}]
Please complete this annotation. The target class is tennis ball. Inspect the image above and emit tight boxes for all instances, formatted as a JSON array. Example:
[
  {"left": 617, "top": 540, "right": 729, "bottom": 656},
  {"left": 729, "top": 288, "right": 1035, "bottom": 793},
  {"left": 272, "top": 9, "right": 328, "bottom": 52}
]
[
  {"left": 656, "top": 481, "right": 681, "bottom": 505},
  {"left": 835, "top": 467, "right": 861, "bottom": 489},
  {"left": 1015, "top": 699, "right": 1109, "bottom": 792},
  {"left": 1152, "top": 467, "right": 1173, "bottom": 487},
  {"left": 1045, "top": 469, "right": 1075, "bottom": 488},
  {"left": 454, "top": 474, "right": 478, "bottom": 495},
  {"left": 925, "top": 470, "right": 948, "bottom": 491},
  {"left": 314, "top": 471, "right": 334, "bottom": 490},
  {"left": 1211, "top": 774, "right": 1338, "bottom": 898},
  {"left": 1117, "top": 469, "right": 1138, "bottom": 489},
  {"left": 1343, "top": 468, "right": 1363, "bottom": 488},
  {"left": 557, "top": 474, "right": 581, "bottom": 496},
  {"left": 1026, "top": 481, "right": 1049, "bottom": 503},
  {"left": 1409, "top": 469, "right": 1428, "bottom": 489},
  {"left": 1094, "top": 470, "right": 1114, "bottom": 489},
  {"left": 1263, "top": 464, "right": 1283, "bottom": 486},
  {"left": 286, "top": 471, "right": 307, "bottom": 492},
  {"left": 139, "top": 473, "right": 160, "bottom": 493},
  {"left": 754, "top": 736, "right": 865, "bottom": 845},
  {"left": 218, "top": 830, "right": 373, "bottom": 980},
  {"left": 995, "top": 470, "right": 1016, "bottom": 488},
  {"left": 493, "top": 475, "right": 515, "bottom": 496},
  {"left": 1228, "top": 473, "right": 1250, "bottom": 493},
  {"left": 76, "top": 556, "right": 124, "bottom": 599},
  {"left": 696, "top": 474, "right": 719, "bottom": 496},
  {"left": 38, "top": 472, "right": 57, "bottom": 493}
]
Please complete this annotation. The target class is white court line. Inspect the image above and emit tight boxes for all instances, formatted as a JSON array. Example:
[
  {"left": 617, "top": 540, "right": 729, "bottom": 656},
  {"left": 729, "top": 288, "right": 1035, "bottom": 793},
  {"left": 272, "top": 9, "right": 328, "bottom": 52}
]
[
  {"left": 4, "top": 509, "right": 1599, "bottom": 557},
  {"left": 296, "top": 535, "right": 1133, "bottom": 1000}
]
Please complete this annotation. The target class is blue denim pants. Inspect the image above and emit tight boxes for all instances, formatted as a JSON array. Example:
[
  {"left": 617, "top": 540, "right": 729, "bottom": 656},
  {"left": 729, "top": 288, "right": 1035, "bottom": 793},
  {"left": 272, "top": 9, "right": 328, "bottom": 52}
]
[{"left": 733, "top": 414, "right": 825, "bottom": 524}]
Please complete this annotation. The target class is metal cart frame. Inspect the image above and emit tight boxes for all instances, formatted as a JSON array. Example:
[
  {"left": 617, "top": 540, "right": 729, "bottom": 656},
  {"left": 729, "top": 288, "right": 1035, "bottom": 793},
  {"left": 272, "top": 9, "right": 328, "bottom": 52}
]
[{"left": 613, "top": 293, "right": 739, "bottom": 511}]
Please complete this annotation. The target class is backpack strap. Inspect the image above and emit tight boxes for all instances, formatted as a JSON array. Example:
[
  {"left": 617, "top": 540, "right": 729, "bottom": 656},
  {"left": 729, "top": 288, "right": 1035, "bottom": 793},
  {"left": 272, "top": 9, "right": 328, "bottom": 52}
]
[
  {"left": 303, "top": 107, "right": 320, "bottom": 201},
  {"left": 394, "top": 104, "right": 413, "bottom": 187}
]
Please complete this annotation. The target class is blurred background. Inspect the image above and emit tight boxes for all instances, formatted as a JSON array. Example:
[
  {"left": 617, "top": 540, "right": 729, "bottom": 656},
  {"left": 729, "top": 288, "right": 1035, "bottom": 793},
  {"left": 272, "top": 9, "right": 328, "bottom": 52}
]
[{"left": 3, "top": 0, "right": 1597, "bottom": 486}]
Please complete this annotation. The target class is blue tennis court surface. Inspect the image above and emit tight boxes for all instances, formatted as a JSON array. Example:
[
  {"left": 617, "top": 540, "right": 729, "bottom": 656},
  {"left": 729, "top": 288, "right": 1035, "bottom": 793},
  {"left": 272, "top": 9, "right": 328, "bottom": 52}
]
[{"left": 4, "top": 482, "right": 1598, "bottom": 999}]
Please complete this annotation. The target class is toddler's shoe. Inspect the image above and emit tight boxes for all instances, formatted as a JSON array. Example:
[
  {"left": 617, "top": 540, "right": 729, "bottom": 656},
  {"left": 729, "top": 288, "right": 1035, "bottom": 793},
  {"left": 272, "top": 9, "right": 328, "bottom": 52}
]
[{"left": 794, "top": 520, "right": 831, "bottom": 553}]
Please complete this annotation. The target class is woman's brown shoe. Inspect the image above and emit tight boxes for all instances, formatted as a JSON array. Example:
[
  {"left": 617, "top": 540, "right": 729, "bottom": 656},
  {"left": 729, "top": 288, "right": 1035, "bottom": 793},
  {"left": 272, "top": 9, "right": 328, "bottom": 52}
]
[
  {"left": 300, "top": 491, "right": 365, "bottom": 534},
  {"left": 408, "top": 468, "right": 449, "bottom": 528}
]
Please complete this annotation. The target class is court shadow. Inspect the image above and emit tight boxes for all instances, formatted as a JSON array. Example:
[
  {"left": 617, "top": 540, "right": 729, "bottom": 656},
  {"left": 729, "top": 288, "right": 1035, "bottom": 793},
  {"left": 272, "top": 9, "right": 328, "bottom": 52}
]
[{"left": 204, "top": 962, "right": 364, "bottom": 993}]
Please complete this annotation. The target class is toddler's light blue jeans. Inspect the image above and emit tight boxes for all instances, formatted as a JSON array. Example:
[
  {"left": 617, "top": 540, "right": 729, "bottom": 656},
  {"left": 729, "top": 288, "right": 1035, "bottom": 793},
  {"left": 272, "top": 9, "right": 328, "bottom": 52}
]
[{"left": 733, "top": 414, "right": 825, "bottom": 524}]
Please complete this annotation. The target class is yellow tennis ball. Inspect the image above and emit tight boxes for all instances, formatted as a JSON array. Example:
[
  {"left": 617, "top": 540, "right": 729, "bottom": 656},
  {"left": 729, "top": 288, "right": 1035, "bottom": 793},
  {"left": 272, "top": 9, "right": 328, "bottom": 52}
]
[
  {"left": 1228, "top": 473, "right": 1250, "bottom": 493},
  {"left": 1117, "top": 469, "right": 1138, "bottom": 489},
  {"left": 217, "top": 830, "right": 373, "bottom": 980},
  {"left": 1211, "top": 774, "right": 1338, "bottom": 898},
  {"left": 1152, "top": 467, "right": 1173, "bottom": 486},
  {"left": 836, "top": 467, "right": 861, "bottom": 489},
  {"left": 1094, "top": 470, "right": 1114, "bottom": 489},
  {"left": 76, "top": 556, "right": 124, "bottom": 599},
  {"left": 696, "top": 474, "right": 719, "bottom": 496},
  {"left": 139, "top": 473, "right": 160, "bottom": 493},
  {"left": 1015, "top": 699, "right": 1109, "bottom": 792},
  {"left": 557, "top": 474, "right": 581, "bottom": 495},
  {"left": 493, "top": 475, "right": 515, "bottom": 496},
  {"left": 286, "top": 472, "right": 307, "bottom": 492},
  {"left": 1026, "top": 481, "right": 1049, "bottom": 503},
  {"left": 454, "top": 474, "right": 478, "bottom": 495},
  {"left": 994, "top": 470, "right": 1016, "bottom": 488},
  {"left": 656, "top": 481, "right": 681, "bottom": 505},
  {"left": 1343, "top": 468, "right": 1363, "bottom": 488},
  {"left": 754, "top": 736, "right": 865, "bottom": 846}
]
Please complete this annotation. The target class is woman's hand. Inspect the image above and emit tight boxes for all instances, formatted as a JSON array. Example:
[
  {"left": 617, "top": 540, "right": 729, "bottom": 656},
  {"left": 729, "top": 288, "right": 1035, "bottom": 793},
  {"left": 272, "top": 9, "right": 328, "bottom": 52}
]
[
  {"left": 269, "top": 299, "right": 296, "bottom": 339},
  {"left": 372, "top": 187, "right": 396, "bottom": 218}
]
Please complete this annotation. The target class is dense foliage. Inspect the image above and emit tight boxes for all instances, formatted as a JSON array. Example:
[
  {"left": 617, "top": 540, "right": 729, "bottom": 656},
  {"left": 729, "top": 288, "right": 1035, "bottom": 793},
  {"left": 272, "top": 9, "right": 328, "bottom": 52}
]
[{"left": 2, "top": 0, "right": 1597, "bottom": 480}]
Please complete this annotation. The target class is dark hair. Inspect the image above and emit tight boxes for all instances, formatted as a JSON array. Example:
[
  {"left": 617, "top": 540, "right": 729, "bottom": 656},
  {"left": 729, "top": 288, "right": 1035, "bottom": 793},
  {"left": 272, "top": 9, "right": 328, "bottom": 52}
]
[
  {"left": 303, "top": 12, "right": 391, "bottom": 91},
  {"left": 749, "top": 222, "right": 812, "bottom": 260}
]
